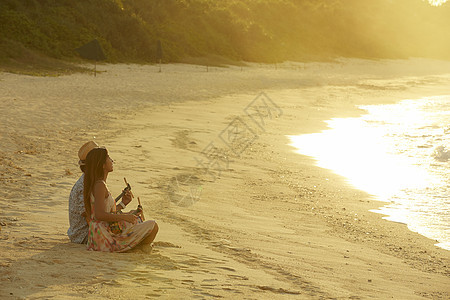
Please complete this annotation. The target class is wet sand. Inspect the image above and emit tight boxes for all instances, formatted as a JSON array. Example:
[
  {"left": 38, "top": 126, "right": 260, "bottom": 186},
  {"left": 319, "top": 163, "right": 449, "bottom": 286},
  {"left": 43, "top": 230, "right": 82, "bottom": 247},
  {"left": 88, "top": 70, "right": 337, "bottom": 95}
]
[{"left": 0, "top": 59, "right": 449, "bottom": 299}]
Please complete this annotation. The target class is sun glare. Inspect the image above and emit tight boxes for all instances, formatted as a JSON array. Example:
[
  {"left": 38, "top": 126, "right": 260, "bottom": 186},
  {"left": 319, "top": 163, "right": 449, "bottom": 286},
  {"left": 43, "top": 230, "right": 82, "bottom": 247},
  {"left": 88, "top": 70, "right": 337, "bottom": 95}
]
[
  {"left": 427, "top": 0, "right": 448, "bottom": 6},
  {"left": 288, "top": 110, "right": 435, "bottom": 201}
]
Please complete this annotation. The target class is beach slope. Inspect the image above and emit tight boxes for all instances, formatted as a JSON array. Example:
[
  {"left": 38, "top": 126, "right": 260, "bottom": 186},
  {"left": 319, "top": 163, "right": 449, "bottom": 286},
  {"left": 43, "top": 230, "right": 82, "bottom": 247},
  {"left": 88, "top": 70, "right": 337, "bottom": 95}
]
[{"left": 0, "top": 60, "right": 449, "bottom": 299}]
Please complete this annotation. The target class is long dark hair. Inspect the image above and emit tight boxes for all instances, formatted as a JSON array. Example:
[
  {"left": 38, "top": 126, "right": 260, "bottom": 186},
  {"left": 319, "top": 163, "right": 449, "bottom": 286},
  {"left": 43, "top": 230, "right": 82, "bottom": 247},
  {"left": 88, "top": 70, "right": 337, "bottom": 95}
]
[{"left": 83, "top": 147, "right": 108, "bottom": 222}]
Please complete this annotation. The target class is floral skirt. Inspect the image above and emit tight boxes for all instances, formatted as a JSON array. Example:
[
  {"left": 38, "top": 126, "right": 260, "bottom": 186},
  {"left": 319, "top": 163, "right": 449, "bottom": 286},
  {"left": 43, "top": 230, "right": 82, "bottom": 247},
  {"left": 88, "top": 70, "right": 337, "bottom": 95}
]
[{"left": 87, "top": 219, "right": 156, "bottom": 252}]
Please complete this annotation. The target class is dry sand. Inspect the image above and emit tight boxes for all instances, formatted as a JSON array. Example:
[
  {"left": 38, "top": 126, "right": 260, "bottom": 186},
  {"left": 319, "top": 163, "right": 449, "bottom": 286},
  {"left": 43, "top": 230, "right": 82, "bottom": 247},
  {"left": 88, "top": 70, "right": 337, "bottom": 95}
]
[{"left": 0, "top": 59, "right": 449, "bottom": 299}]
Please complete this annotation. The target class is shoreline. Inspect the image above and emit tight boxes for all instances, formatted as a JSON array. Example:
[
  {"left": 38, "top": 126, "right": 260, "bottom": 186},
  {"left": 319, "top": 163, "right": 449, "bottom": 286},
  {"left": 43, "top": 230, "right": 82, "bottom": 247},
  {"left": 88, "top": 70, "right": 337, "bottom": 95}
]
[
  {"left": 287, "top": 95, "right": 450, "bottom": 251},
  {"left": 0, "top": 59, "right": 449, "bottom": 299}
]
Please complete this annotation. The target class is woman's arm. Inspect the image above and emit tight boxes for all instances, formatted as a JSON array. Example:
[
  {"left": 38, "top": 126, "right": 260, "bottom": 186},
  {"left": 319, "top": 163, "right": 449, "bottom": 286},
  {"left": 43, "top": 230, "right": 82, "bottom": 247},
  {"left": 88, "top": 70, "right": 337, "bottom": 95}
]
[{"left": 93, "top": 181, "right": 137, "bottom": 223}]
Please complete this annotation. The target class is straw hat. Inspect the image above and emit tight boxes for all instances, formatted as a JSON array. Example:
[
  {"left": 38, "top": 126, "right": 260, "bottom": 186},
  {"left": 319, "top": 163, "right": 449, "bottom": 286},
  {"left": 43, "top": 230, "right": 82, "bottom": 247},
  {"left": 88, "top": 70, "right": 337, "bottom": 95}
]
[{"left": 78, "top": 141, "right": 99, "bottom": 165}]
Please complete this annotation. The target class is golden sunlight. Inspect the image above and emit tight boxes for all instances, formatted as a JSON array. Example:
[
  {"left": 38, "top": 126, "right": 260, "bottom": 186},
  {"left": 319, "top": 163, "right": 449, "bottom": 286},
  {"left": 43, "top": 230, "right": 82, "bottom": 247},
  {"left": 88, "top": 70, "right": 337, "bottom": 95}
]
[
  {"left": 288, "top": 115, "right": 435, "bottom": 201},
  {"left": 428, "top": 0, "right": 448, "bottom": 6}
]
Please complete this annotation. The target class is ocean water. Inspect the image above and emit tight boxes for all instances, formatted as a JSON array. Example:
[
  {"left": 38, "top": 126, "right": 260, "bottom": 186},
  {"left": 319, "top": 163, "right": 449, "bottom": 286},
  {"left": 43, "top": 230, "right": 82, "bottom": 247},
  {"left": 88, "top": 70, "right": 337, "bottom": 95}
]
[{"left": 289, "top": 96, "right": 450, "bottom": 250}]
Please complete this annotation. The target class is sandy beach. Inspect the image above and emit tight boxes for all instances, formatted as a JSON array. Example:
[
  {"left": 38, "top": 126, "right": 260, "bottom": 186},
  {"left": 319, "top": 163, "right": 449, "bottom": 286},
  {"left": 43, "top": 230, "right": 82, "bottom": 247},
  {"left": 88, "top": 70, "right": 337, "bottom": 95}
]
[{"left": 0, "top": 59, "right": 449, "bottom": 299}]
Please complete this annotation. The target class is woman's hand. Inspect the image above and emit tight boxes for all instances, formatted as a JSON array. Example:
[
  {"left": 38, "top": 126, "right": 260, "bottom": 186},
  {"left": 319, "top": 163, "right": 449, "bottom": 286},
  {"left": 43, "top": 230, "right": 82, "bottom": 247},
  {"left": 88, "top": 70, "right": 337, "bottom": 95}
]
[
  {"left": 128, "top": 207, "right": 143, "bottom": 215},
  {"left": 121, "top": 214, "right": 138, "bottom": 224},
  {"left": 122, "top": 190, "right": 132, "bottom": 206},
  {"left": 128, "top": 209, "right": 138, "bottom": 215}
]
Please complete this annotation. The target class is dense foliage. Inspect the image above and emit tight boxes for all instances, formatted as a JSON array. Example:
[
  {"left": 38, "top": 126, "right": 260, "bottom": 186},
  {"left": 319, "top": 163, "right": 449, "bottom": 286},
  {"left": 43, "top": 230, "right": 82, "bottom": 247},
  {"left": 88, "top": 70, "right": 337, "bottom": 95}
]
[{"left": 0, "top": 0, "right": 449, "bottom": 64}]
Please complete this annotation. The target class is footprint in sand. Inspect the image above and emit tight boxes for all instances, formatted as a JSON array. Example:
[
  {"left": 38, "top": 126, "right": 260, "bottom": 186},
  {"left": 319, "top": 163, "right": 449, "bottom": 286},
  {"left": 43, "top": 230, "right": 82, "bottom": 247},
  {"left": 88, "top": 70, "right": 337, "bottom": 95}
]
[
  {"left": 153, "top": 241, "right": 181, "bottom": 248},
  {"left": 216, "top": 266, "right": 236, "bottom": 272}
]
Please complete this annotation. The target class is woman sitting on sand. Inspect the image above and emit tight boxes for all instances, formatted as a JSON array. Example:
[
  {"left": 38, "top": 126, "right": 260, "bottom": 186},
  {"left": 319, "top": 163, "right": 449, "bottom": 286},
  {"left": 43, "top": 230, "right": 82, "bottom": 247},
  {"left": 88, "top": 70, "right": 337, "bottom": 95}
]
[{"left": 83, "top": 147, "right": 158, "bottom": 252}]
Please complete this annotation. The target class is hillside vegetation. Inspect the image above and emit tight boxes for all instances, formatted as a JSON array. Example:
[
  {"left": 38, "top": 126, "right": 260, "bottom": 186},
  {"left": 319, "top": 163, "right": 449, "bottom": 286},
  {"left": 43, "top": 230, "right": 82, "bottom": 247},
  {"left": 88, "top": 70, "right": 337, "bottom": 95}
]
[{"left": 1, "top": 0, "right": 449, "bottom": 70}]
